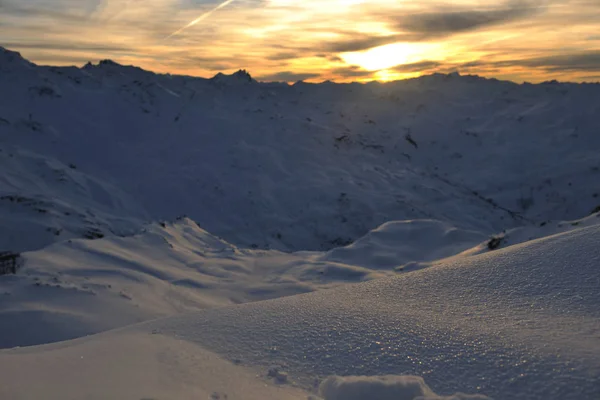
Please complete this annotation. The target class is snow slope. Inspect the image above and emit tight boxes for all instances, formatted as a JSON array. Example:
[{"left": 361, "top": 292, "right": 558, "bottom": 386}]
[
  {"left": 0, "top": 146, "right": 146, "bottom": 252},
  {"left": 0, "top": 218, "right": 390, "bottom": 348},
  {"left": 1, "top": 216, "right": 498, "bottom": 348},
  {"left": 2, "top": 224, "right": 599, "bottom": 399},
  {"left": 320, "top": 219, "right": 486, "bottom": 271}
]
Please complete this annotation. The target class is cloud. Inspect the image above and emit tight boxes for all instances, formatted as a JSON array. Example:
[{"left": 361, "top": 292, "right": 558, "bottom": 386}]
[
  {"left": 457, "top": 51, "right": 600, "bottom": 73},
  {"left": 508, "top": 51, "right": 600, "bottom": 72},
  {"left": 167, "top": 0, "right": 239, "bottom": 38},
  {"left": 0, "top": 41, "right": 134, "bottom": 53},
  {"left": 256, "top": 71, "right": 321, "bottom": 82},
  {"left": 265, "top": 52, "right": 301, "bottom": 61},
  {"left": 329, "top": 65, "right": 373, "bottom": 78},
  {"left": 25, "top": 54, "right": 95, "bottom": 65},
  {"left": 160, "top": 52, "right": 248, "bottom": 71},
  {"left": 392, "top": 60, "right": 440, "bottom": 72},
  {"left": 395, "top": 1, "right": 541, "bottom": 36},
  {"left": 315, "top": 54, "right": 342, "bottom": 61},
  {"left": 579, "top": 75, "right": 600, "bottom": 82},
  {"left": 322, "top": 34, "right": 416, "bottom": 53},
  {"left": 0, "top": 0, "right": 93, "bottom": 22},
  {"left": 321, "top": 1, "right": 544, "bottom": 53}
]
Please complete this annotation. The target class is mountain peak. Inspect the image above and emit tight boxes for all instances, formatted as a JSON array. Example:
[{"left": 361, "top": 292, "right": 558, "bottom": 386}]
[
  {"left": 82, "top": 59, "right": 120, "bottom": 71},
  {"left": 98, "top": 59, "right": 123, "bottom": 67},
  {"left": 0, "top": 47, "right": 34, "bottom": 69},
  {"left": 211, "top": 69, "right": 256, "bottom": 85},
  {"left": 232, "top": 69, "right": 253, "bottom": 81}
]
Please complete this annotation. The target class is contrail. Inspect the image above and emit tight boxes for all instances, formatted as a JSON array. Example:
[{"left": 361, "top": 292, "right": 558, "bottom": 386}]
[{"left": 166, "top": 0, "right": 237, "bottom": 39}]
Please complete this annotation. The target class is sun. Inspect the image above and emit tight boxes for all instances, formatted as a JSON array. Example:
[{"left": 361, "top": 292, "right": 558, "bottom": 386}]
[
  {"left": 373, "top": 70, "right": 396, "bottom": 82},
  {"left": 340, "top": 42, "right": 440, "bottom": 71}
]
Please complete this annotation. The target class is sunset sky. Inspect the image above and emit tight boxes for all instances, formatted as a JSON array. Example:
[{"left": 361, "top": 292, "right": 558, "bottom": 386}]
[{"left": 1, "top": 0, "right": 599, "bottom": 82}]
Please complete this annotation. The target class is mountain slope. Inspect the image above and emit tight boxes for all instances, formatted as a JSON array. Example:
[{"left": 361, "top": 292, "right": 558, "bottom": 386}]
[{"left": 2, "top": 46, "right": 600, "bottom": 254}]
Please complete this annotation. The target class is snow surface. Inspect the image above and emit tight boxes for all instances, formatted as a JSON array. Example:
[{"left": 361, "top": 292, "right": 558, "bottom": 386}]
[
  {"left": 1, "top": 47, "right": 600, "bottom": 399},
  {"left": 0, "top": 217, "right": 392, "bottom": 348},
  {"left": 2, "top": 225, "right": 600, "bottom": 399}
]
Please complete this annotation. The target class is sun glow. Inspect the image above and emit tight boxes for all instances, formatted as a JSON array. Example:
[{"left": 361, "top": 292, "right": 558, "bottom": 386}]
[
  {"left": 374, "top": 70, "right": 422, "bottom": 82},
  {"left": 340, "top": 42, "right": 441, "bottom": 71},
  {"left": 373, "top": 69, "right": 396, "bottom": 82}
]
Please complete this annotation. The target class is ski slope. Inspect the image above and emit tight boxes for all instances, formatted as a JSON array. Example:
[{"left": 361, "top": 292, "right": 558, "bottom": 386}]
[{"left": 1, "top": 46, "right": 600, "bottom": 399}]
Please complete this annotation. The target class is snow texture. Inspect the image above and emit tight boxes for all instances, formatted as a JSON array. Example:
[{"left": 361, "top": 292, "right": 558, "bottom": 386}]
[
  {"left": 318, "top": 375, "right": 490, "bottom": 400},
  {"left": 148, "top": 225, "right": 600, "bottom": 400},
  {"left": 2, "top": 225, "right": 600, "bottom": 399}
]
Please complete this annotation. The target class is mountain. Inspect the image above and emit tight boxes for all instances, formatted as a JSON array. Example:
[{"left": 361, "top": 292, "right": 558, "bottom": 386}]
[
  {"left": 2, "top": 47, "right": 600, "bottom": 255},
  {"left": 211, "top": 69, "right": 256, "bottom": 85}
]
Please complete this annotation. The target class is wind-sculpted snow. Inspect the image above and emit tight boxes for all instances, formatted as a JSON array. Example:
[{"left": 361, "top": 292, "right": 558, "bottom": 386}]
[
  {"left": 153, "top": 225, "right": 600, "bottom": 399},
  {"left": 320, "top": 220, "right": 486, "bottom": 270}
]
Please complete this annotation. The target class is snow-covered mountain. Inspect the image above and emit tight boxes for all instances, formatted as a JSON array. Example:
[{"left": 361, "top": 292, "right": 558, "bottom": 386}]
[
  {"left": 2, "top": 46, "right": 599, "bottom": 255},
  {"left": 1, "top": 46, "right": 600, "bottom": 399}
]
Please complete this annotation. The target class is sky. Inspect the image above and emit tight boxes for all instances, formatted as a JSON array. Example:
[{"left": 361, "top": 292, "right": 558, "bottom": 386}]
[{"left": 0, "top": 0, "right": 599, "bottom": 83}]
